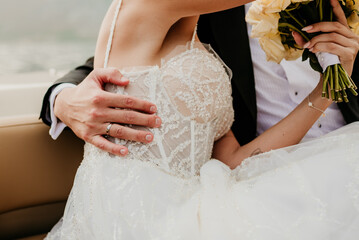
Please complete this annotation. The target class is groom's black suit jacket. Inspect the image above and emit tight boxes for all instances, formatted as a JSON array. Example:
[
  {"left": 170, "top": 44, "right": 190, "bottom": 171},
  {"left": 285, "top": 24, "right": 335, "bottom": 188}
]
[{"left": 40, "top": 6, "right": 359, "bottom": 145}]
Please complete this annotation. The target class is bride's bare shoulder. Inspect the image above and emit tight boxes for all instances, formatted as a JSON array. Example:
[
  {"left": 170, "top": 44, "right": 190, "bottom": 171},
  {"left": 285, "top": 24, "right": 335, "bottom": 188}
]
[{"left": 94, "top": 0, "right": 179, "bottom": 68}]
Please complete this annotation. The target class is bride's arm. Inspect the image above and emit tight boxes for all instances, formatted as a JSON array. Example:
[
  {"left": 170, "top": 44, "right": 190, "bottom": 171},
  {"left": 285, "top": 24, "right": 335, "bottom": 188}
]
[
  {"left": 149, "top": 0, "right": 253, "bottom": 17},
  {"left": 213, "top": 1, "right": 358, "bottom": 169},
  {"left": 213, "top": 80, "right": 331, "bottom": 169},
  {"left": 171, "top": 0, "right": 253, "bottom": 16}
]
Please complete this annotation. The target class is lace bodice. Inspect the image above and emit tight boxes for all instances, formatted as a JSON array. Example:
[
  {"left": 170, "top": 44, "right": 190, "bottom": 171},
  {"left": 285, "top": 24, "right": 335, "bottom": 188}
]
[
  {"left": 84, "top": 0, "right": 234, "bottom": 178},
  {"left": 85, "top": 43, "right": 234, "bottom": 178}
]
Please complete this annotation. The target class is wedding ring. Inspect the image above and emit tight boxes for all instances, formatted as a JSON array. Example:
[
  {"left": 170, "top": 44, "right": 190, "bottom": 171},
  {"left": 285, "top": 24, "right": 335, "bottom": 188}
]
[{"left": 105, "top": 123, "right": 113, "bottom": 138}]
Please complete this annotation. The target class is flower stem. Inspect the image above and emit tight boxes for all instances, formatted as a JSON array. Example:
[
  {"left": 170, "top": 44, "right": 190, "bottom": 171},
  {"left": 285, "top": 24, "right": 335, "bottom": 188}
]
[
  {"left": 278, "top": 23, "right": 310, "bottom": 42},
  {"left": 322, "top": 68, "right": 330, "bottom": 97},
  {"left": 339, "top": 65, "right": 358, "bottom": 90},
  {"left": 329, "top": 67, "right": 336, "bottom": 101},
  {"left": 319, "top": 0, "right": 324, "bottom": 21},
  {"left": 338, "top": 74, "right": 349, "bottom": 102},
  {"left": 284, "top": 10, "right": 305, "bottom": 29},
  {"left": 334, "top": 64, "right": 340, "bottom": 92}
]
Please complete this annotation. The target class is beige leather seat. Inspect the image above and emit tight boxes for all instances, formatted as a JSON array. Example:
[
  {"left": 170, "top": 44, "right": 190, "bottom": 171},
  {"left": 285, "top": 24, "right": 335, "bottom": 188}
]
[
  {"left": 0, "top": 71, "right": 84, "bottom": 239},
  {"left": 0, "top": 116, "right": 84, "bottom": 239}
]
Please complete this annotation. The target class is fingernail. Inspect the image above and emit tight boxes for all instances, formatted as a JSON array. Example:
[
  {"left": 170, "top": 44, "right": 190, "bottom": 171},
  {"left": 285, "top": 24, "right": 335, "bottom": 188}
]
[
  {"left": 120, "top": 76, "right": 129, "bottom": 82},
  {"left": 146, "top": 134, "right": 153, "bottom": 142},
  {"left": 150, "top": 106, "right": 157, "bottom": 113},
  {"left": 155, "top": 117, "right": 161, "bottom": 126},
  {"left": 120, "top": 148, "right": 127, "bottom": 155},
  {"left": 302, "top": 26, "right": 313, "bottom": 32},
  {"left": 303, "top": 42, "right": 311, "bottom": 49}
]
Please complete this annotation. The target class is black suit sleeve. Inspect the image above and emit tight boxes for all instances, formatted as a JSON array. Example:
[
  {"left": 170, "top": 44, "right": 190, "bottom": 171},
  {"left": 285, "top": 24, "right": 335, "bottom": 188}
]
[{"left": 39, "top": 57, "right": 94, "bottom": 126}]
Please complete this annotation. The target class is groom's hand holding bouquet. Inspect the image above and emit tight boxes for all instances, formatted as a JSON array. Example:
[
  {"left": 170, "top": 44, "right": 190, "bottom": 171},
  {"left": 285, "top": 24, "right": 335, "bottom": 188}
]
[{"left": 247, "top": 0, "right": 359, "bottom": 103}]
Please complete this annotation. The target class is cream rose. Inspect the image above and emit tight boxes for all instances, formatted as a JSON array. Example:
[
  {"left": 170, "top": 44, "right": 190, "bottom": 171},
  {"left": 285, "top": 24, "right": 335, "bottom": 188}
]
[
  {"left": 291, "top": 0, "right": 313, "bottom": 3},
  {"left": 346, "top": 0, "right": 359, "bottom": 11},
  {"left": 259, "top": 34, "right": 286, "bottom": 63},
  {"left": 246, "top": 3, "right": 280, "bottom": 38},
  {"left": 259, "top": 0, "right": 292, "bottom": 14},
  {"left": 348, "top": 12, "right": 359, "bottom": 35},
  {"left": 284, "top": 47, "right": 304, "bottom": 61}
]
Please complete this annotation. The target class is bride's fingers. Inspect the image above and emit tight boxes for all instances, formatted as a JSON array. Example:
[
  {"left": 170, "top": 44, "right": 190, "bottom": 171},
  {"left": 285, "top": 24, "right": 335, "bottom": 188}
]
[
  {"left": 302, "top": 22, "right": 354, "bottom": 39},
  {"left": 309, "top": 42, "right": 354, "bottom": 58},
  {"left": 330, "top": 0, "right": 348, "bottom": 26},
  {"left": 302, "top": 0, "right": 349, "bottom": 35},
  {"left": 303, "top": 32, "right": 359, "bottom": 50},
  {"left": 309, "top": 41, "right": 355, "bottom": 74},
  {"left": 91, "top": 135, "right": 128, "bottom": 156}
]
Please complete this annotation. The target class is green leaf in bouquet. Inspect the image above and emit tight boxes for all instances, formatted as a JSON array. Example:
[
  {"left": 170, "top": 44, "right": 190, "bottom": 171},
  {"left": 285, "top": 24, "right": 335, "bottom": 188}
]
[
  {"left": 309, "top": 60, "right": 323, "bottom": 73},
  {"left": 308, "top": 52, "right": 323, "bottom": 73},
  {"left": 302, "top": 49, "right": 310, "bottom": 62}
]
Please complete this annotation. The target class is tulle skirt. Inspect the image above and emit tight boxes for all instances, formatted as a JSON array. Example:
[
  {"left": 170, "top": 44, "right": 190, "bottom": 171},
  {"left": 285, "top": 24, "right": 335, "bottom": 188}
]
[{"left": 46, "top": 122, "right": 359, "bottom": 240}]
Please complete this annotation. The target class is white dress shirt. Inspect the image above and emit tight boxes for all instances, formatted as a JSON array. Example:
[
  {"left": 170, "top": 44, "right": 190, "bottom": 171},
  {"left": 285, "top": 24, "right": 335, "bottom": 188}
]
[
  {"left": 49, "top": 5, "right": 346, "bottom": 140},
  {"left": 49, "top": 83, "right": 75, "bottom": 139}
]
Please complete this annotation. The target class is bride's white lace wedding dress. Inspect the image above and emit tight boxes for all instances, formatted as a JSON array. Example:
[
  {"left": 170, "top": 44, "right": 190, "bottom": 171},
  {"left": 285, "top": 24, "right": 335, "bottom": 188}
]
[{"left": 46, "top": 1, "right": 359, "bottom": 239}]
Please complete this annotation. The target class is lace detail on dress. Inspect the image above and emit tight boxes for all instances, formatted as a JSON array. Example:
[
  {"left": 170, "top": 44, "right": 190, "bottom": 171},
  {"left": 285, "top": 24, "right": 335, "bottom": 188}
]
[
  {"left": 161, "top": 43, "right": 233, "bottom": 135},
  {"left": 103, "top": 42, "right": 234, "bottom": 178},
  {"left": 98, "top": 0, "right": 234, "bottom": 178}
]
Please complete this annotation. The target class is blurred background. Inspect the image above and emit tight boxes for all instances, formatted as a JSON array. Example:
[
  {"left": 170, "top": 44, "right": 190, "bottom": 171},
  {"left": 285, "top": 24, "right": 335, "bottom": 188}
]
[{"left": 0, "top": 0, "right": 111, "bottom": 76}]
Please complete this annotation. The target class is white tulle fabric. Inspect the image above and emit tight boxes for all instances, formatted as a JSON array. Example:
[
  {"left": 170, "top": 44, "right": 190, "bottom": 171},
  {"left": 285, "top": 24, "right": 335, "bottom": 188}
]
[
  {"left": 45, "top": 41, "right": 359, "bottom": 239},
  {"left": 46, "top": 109, "right": 359, "bottom": 240}
]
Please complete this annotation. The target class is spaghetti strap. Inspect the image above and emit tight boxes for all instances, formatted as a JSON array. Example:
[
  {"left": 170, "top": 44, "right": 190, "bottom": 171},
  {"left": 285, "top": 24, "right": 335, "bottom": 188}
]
[
  {"left": 190, "top": 25, "right": 198, "bottom": 49},
  {"left": 104, "top": 0, "right": 123, "bottom": 68},
  {"left": 104, "top": 1, "right": 197, "bottom": 66}
]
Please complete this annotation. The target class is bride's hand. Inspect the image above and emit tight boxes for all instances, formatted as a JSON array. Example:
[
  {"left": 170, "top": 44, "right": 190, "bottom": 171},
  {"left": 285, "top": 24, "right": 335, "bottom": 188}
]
[{"left": 292, "top": 0, "right": 359, "bottom": 76}]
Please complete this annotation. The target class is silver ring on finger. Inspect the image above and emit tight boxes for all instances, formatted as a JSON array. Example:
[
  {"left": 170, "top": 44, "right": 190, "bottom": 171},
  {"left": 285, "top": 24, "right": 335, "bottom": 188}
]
[{"left": 105, "top": 123, "right": 113, "bottom": 138}]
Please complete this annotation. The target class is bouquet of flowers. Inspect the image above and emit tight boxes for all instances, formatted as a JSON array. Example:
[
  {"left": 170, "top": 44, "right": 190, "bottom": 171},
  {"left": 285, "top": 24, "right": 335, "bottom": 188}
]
[{"left": 246, "top": 0, "right": 359, "bottom": 103}]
